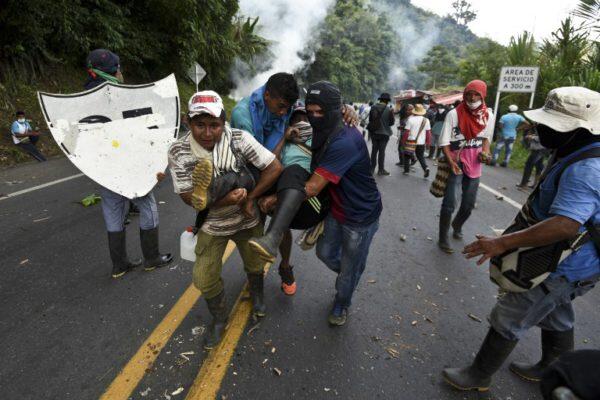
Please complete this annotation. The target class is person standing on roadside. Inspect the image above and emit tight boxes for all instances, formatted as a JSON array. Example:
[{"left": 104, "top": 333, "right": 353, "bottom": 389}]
[
  {"left": 84, "top": 48, "right": 173, "bottom": 278},
  {"left": 368, "top": 93, "right": 395, "bottom": 176},
  {"left": 437, "top": 80, "right": 493, "bottom": 253},
  {"left": 491, "top": 104, "right": 530, "bottom": 167},
  {"left": 517, "top": 126, "right": 549, "bottom": 189},
  {"left": 429, "top": 106, "right": 447, "bottom": 159}
]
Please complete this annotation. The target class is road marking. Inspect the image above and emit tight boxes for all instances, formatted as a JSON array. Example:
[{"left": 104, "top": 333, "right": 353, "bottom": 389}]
[
  {"left": 479, "top": 183, "right": 523, "bottom": 210},
  {"left": 186, "top": 263, "right": 271, "bottom": 400},
  {"left": 100, "top": 241, "right": 236, "bottom": 400},
  {"left": 0, "top": 173, "right": 84, "bottom": 201}
]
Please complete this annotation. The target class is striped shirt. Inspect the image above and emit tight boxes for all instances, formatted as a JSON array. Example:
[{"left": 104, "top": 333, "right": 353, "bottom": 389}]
[{"left": 168, "top": 128, "right": 275, "bottom": 236}]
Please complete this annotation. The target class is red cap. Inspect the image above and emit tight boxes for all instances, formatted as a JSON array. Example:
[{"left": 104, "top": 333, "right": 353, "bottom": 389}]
[{"left": 464, "top": 80, "right": 487, "bottom": 99}]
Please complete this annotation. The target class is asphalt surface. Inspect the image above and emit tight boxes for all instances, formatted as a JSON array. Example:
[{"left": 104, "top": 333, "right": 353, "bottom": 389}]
[{"left": 1, "top": 140, "right": 599, "bottom": 400}]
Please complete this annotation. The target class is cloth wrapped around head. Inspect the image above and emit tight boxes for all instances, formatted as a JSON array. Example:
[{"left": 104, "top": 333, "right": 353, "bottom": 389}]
[{"left": 305, "top": 81, "right": 344, "bottom": 151}]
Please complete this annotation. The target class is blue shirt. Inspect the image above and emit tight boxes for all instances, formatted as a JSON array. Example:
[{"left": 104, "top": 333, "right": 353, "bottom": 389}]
[
  {"left": 11, "top": 120, "right": 32, "bottom": 144},
  {"left": 499, "top": 113, "right": 526, "bottom": 139},
  {"left": 315, "top": 127, "right": 382, "bottom": 226},
  {"left": 531, "top": 143, "right": 600, "bottom": 282}
]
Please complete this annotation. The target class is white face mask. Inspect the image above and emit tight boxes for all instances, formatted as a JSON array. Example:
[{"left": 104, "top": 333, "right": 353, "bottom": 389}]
[
  {"left": 17, "top": 118, "right": 25, "bottom": 123},
  {"left": 467, "top": 100, "right": 482, "bottom": 110}
]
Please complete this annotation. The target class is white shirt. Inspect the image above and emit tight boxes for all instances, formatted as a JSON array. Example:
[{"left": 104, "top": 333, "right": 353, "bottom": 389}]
[
  {"left": 405, "top": 115, "right": 431, "bottom": 145},
  {"left": 438, "top": 108, "right": 495, "bottom": 147}
]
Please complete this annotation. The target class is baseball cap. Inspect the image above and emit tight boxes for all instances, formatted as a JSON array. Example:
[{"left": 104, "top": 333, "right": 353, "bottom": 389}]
[
  {"left": 524, "top": 87, "right": 600, "bottom": 135},
  {"left": 188, "top": 90, "right": 224, "bottom": 118},
  {"left": 508, "top": 104, "right": 518, "bottom": 112}
]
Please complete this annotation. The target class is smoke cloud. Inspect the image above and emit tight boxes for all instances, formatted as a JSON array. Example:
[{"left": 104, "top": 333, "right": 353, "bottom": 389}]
[
  {"left": 371, "top": 0, "right": 440, "bottom": 89},
  {"left": 231, "top": 0, "right": 335, "bottom": 99}
]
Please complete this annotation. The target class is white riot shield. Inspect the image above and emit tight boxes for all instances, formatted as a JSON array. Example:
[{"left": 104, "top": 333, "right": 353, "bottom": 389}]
[{"left": 38, "top": 74, "right": 180, "bottom": 199}]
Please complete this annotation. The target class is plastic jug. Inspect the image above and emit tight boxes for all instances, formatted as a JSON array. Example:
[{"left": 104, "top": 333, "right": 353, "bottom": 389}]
[{"left": 180, "top": 227, "right": 197, "bottom": 262}]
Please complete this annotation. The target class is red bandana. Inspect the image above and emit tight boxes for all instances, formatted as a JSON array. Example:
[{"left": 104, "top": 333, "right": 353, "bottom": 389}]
[{"left": 456, "top": 80, "right": 489, "bottom": 140}]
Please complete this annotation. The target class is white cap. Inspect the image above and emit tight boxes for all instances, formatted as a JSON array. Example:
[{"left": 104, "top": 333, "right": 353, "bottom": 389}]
[
  {"left": 188, "top": 90, "right": 224, "bottom": 118},
  {"left": 508, "top": 104, "right": 518, "bottom": 112},
  {"left": 524, "top": 87, "right": 600, "bottom": 135}
]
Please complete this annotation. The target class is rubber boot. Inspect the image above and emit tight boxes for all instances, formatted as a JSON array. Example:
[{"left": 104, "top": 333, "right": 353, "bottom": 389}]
[
  {"left": 438, "top": 212, "right": 454, "bottom": 253},
  {"left": 191, "top": 158, "right": 213, "bottom": 211},
  {"left": 203, "top": 290, "right": 228, "bottom": 350},
  {"left": 247, "top": 273, "right": 266, "bottom": 318},
  {"left": 509, "top": 329, "right": 574, "bottom": 382},
  {"left": 443, "top": 328, "right": 518, "bottom": 392},
  {"left": 140, "top": 227, "right": 173, "bottom": 271},
  {"left": 108, "top": 231, "right": 142, "bottom": 278},
  {"left": 248, "top": 189, "right": 305, "bottom": 262}
]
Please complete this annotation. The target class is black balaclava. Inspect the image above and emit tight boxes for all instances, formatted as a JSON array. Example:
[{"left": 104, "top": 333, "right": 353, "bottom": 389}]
[
  {"left": 538, "top": 124, "right": 600, "bottom": 158},
  {"left": 305, "top": 81, "right": 344, "bottom": 152}
]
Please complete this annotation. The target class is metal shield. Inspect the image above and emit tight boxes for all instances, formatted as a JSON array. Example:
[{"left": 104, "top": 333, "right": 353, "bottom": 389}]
[{"left": 38, "top": 74, "right": 180, "bottom": 199}]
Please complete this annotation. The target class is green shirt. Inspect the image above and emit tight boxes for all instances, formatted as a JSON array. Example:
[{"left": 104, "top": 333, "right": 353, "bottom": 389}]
[{"left": 281, "top": 138, "right": 312, "bottom": 173}]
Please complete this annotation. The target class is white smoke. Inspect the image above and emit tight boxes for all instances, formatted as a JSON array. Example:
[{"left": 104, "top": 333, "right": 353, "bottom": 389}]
[
  {"left": 371, "top": 0, "right": 440, "bottom": 89},
  {"left": 231, "top": 0, "right": 335, "bottom": 99}
]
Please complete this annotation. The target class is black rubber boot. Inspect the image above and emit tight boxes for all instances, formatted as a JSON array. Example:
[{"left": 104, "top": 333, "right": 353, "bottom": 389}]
[
  {"left": 203, "top": 290, "right": 228, "bottom": 350},
  {"left": 438, "top": 212, "right": 454, "bottom": 253},
  {"left": 509, "top": 329, "right": 574, "bottom": 382},
  {"left": 248, "top": 189, "right": 305, "bottom": 262},
  {"left": 140, "top": 227, "right": 173, "bottom": 271},
  {"left": 451, "top": 217, "right": 465, "bottom": 239},
  {"left": 247, "top": 273, "right": 266, "bottom": 318},
  {"left": 443, "top": 328, "right": 518, "bottom": 392},
  {"left": 108, "top": 231, "right": 142, "bottom": 278}
]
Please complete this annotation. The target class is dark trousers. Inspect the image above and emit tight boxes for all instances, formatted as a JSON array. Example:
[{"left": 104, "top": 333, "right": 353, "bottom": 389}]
[
  {"left": 16, "top": 136, "right": 46, "bottom": 162},
  {"left": 404, "top": 145, "right": 428, "bottom": 173},
  {"left": 370, "top": 134, "right": 389, "bottom": 172},
  {"left": 520, "top": 149, "right": 546, "bottom": 186}
]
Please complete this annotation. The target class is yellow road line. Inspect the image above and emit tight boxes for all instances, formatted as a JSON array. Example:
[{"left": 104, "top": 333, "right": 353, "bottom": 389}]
[
  {"left": 100, "top": 241, "right": 237, "bottom": 400},
  {"left": 185, "top": 263, "right": 271, "bottom": 400}
]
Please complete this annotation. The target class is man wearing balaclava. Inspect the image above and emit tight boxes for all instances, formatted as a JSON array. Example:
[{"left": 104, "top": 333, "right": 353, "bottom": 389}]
[
  {"left": 302, "top": 81, "right": 382, "bottom": 326},
  {"left": 443, "top": 87, "right": 600, "bottom": 392},
  {"left": 84, "top": 49, "right": 173, "bottom": 278},
  {"left": 437, "top": 80, "right": 494, "bottom": 254}
]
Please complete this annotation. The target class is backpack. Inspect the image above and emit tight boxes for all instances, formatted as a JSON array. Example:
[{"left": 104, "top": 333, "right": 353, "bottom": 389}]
[
  {"left": 366, "top": 104, "right": 385, "bottom": 132},
  {"left": 489, "top": 146, "right": 600, "bottom": 292}
]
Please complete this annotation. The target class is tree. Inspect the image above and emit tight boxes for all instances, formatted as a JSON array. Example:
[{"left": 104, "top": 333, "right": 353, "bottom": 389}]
[
  {"left": 450, "top": 0, "right": 477, "bottom": 27},
  {"left": 417, "top": 45, "right": 458, "bottom": 89},
  {"left": 301, "top": 0, "right": 396, "bottom": 100},
  {"left": 457, "top": 39, "right": 507, "bottom": 100},
  {"left": 507, "top": 32, "right": 538, "bottom": 66},
  {"left": 573, "top": 0, "right": 600, "bottom": 34}
]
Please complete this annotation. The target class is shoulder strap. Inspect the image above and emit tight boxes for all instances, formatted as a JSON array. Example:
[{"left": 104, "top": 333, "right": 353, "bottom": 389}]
[
  {"left": 554, "top": 146, "right": 600, "bottom": 187},
  {"left": 415, "top": 117, "right": 427, "bottom": 140}
]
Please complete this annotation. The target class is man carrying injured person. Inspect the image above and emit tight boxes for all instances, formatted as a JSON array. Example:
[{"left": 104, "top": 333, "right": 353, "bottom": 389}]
[{"left": 167, "top": 91, "right": 282, "bottom": 349}]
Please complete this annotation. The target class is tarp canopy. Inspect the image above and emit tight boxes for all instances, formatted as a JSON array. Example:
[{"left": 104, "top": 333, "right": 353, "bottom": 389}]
[{"left": 38, "top": 75, "right": 180, "bottom": 199}]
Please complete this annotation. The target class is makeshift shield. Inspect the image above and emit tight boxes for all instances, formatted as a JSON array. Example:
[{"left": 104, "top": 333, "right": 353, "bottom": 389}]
[{"left": 38, "top": 74, "right": 180, "bottom": 199}]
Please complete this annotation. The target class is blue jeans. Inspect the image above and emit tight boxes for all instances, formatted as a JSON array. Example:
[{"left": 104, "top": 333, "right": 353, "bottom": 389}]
[
  {"left": 100, "top": 187, "right": 159, "bottom": 232},
  {"left": 440, "top": 168, "right": 480, "bottom": 230},
  {"left": 316, "top": 214, "right": 379, "bottom": 308},
  {"left": 493, "top": 137, "right": 515, "bottom": 164}
]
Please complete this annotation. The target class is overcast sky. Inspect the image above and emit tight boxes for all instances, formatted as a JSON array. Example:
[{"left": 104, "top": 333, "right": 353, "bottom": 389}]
[{"left": 411, "top": 0, "right": 582, "bottom": 45}]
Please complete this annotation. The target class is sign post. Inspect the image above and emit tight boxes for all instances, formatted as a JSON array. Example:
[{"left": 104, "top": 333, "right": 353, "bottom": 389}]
[
  {"left": 187, "top": 62, "right": 206, "bottom": 92},
  {"left": 494, "top": 66, "right": 539, "bottom": 114}
]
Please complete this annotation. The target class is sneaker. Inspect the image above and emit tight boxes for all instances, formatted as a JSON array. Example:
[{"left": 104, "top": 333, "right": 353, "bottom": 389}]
[
  {"left": 278, "top": 265, "right": 297, "bottom": 296},
  {"left": 297, "top": 221, "right": 325, "bottom": 250},
  {"left": 403, "top": 171, "right": 409, "bottom": 175},
  {"left": 395, "top": 162, "right": 403, "bottom": 167},
  {"left": 328, "top": 303, "right": 348, "bottom": 326},
  {"left": 378, "top": 170, "right": 391, "bottom": 176},
  {"left": 500, "top": 162, "right": 508, "bottom": 168},
  {"left": 424, "top": 168, "right": 430, "bottom": 178}
]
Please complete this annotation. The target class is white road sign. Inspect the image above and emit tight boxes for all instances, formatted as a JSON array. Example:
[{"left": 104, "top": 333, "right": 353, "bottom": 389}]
[
  {"left": 499, "top": 66, "right": 539, "bottom": 93},
  {"left": 187, "top": 62, "right": 206, "bottom": 91}
]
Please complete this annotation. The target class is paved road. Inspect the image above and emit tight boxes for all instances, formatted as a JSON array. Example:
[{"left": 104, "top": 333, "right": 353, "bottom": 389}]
[{"left": 1, "top": 141, "right": 598, "bottom": 400}]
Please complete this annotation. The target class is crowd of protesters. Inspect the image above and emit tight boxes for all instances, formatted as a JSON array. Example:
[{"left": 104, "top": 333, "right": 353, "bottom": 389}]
[{"left": 11, "top": 46, "right": 599, "bottom": 400}]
